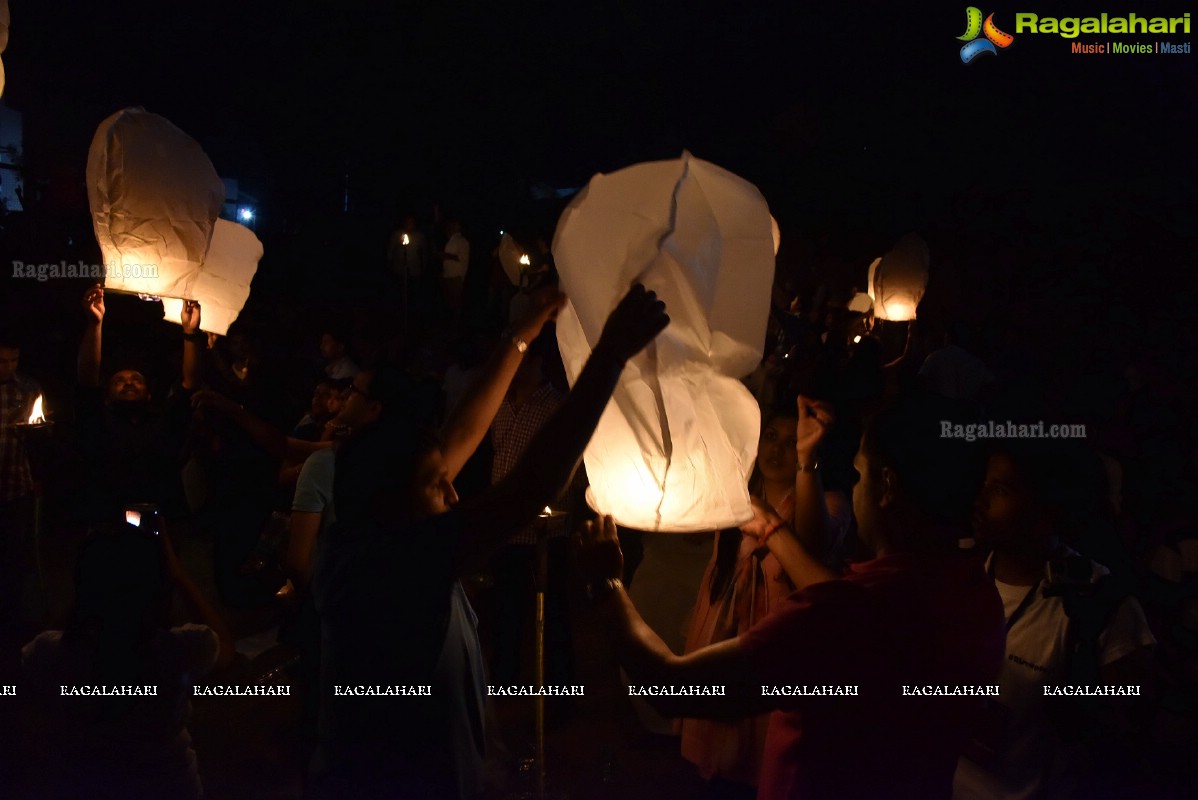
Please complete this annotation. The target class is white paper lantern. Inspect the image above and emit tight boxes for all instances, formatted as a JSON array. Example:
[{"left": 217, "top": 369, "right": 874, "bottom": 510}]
[
  {"left": 497, "top": 233, "right": 527, "bottom": 286},
  {"left": 0, "top": 0, "right": 10, "bottom": 97},
  {"left": 867, "top": 233, "right": 929, "bottom": 322},
  {"left": 86, "top": 108, "right": 262, "bottom": 335},
  {"left": 553, "top": 152, "right": 774, "bottom": 532}
]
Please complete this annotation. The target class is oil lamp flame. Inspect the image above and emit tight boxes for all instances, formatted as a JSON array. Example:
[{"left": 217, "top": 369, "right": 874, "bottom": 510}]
[
  {"left": 519, "top": 254, "right": 531, "bottom": 266},
  {"left": 28, "top": 394, "right": 45, "bottom": 424}
]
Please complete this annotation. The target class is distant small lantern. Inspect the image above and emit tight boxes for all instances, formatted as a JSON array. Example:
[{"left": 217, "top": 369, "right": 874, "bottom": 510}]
[
  {"left": 0, "top": 0, "right": 10, "bottom": 97},
  {"left": 86, "top": 108, "right": 262, "bottom": 335},
  {"left": 553, "top": 152, "right": 775, "bottom": 533},
  {"left": 867, "top": 233, "right": 929, "bottom": 322}
]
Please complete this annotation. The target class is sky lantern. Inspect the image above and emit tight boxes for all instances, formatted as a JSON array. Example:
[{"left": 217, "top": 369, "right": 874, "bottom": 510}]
[
  {"left": 0, "top": 0, "right": 10, "bottom": 97},
  {"left": 86, "top": 108, "right": 262, "bottom": 335},
  {"left": 498, "top": 233, "right": 529, "bottom": 285},
  {"left": 553, "top": 152, "right": 775, "bottom": 533},
  {"left": 867, "top": 233, "right": 929, "bottom": 322}
]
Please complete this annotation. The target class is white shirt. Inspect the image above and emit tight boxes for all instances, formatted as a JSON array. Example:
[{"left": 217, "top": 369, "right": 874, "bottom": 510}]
[
  {"left": 953, "top": 552, "right": 1155, "bottom": 800},
  {"left": 442, "top": 232, "right": 470, "bottom": 279}
]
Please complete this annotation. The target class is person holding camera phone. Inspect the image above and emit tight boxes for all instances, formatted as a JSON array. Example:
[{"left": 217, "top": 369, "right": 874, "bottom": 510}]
[{"left": 20, "top": 506, "right": 235, "bottom": 800}]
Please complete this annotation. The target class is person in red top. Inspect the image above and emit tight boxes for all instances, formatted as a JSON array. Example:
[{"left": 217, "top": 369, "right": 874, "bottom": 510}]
[{"left": 577, "top": 393, "right": 1006, "bottom": 799}]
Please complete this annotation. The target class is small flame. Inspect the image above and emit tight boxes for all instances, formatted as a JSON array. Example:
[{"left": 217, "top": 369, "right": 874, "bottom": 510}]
[
  {"left": 519, "top": 254, "right": 531, "bottom": 266},
  {"left": 402, "top": 233, "right": 410, "bottom": 246},
  {"left": 28, "top": 395, "right": 45, "bottom": 424},
  {"left": 853, "top": 335, "right": 862, "bottom": 344},
  {"left": 540, "top": 506, "right": 553, "bottom": 517}
]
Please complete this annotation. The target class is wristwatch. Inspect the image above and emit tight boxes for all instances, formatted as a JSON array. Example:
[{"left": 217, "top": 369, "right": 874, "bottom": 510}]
[
  {"left": 505, "top": 329, "right": 529, "bottom": 353},
  {"left": 796, "top": 459, "right": 820, "bottom": 473},
  {"left": 585, "top": 577, "right": 623, "bottom": 603}
]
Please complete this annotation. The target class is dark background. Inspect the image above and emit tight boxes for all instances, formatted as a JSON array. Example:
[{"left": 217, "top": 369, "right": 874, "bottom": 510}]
[{"left": 1, "top": 0, "right": 1195, "bottom": 397}]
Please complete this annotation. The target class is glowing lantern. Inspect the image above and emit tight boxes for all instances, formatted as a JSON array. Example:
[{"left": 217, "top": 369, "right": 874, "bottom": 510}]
[
  {"left": 497, "top": 233, "right": 528, "bottom": 285},
  {"left": 867, "top": 233, "right": 929, "bottom": 322},
  {"left": 86, "top": 108, "right": 262, "bottom": 335},
  {"left": 553, "top": 152, "right": 775, "bottom": 533},
  {"left": 0, "top": 0, "right": 9, "bottom": 98}
]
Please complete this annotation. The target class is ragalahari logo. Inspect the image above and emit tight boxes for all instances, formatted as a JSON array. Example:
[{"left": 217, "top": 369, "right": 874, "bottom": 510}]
[{"left": 958, "top": 7, "right": 1015, "bottom": 62}]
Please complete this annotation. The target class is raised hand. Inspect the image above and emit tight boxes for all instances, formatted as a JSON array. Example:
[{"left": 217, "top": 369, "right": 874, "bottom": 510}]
[
  {"left": 576, "top": 513, "right": 625, "bottom": 584},
  {"left": 82, "top": 284, "right": 105, "bottom": 325},
  {"left": 180, "top": 300, "right": 202, "bottom": 334},
  {"left": 795, "top": 394, "right": 835, "bottom": 459},
  {"left": 593, "top": 283, "right": 670, "bottom": 364},
  {"left": 511, "top": 286, "right": 568, "bottom": 344}
]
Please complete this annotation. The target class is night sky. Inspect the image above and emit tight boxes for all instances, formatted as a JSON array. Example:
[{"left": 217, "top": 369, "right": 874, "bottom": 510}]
[
  {"left": 1, "top": 0, "right": 1195, "bottom": 328},
  {"left": 6, "top": 2, "right": 1192, "bottom": 216}
]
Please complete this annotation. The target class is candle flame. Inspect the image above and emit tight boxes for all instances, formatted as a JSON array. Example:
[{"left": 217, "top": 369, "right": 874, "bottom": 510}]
[
  {"left": 402, "top": 233, "right": 410, "bottom": 246},
  {"left": 853, "top": 335, "right": 862, "bottom": 344},
  {"left": 519, "top": 254, "right": 531, "bottom": 266},
  {"left": 28, "top": 395, "right": 45, "bottom": 424}
]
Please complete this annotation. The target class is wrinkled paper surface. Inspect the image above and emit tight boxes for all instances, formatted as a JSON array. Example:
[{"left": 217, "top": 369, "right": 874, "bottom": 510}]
[
  {"left": 86, "top": 108, "right": 261, "bottom": 335},
  {"left": 554, "top": 153, "right": 775, "bottom": 532}
]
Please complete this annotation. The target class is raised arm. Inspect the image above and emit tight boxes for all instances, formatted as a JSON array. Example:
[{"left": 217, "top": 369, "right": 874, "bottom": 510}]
[
  {"left": 77, "top": 284, "right": 105, "bottom": 387},
  {"left": 440, "top": 288, "right": 565, "bottom": 480},
  {"left": 791, "top": 395, "right": 834, "bottom": 559},
  {"left": 577, "top": 514, "right": 771, "bottom": 718},
  {"left": 161, "top": 520, "right": 236, "bottom": 671},
  {"left": 454, "top": 284, "right": 668, "bottom": 571},
  {"left": 741, "top": 495, "right": 839, "bottom": 590},
  {"left": 180, "top": 300, "right": 203, "bottom": 390},
  {"left": 192, "top": 389, "right": 331, "bottom": 462}
]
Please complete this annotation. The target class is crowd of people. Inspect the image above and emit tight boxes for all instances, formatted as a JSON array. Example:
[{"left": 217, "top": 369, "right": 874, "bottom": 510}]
[{"left": 0, "top": 212, "right": 1195, "bottom": 800}]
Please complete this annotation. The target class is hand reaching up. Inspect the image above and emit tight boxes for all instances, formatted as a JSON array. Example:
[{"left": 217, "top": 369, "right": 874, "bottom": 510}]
[
  {"left": 593, "top": 283, "right": 670, "bottom": 365},
  {"left": 82, "top": 284, "right": 105, "bottom": 325}
]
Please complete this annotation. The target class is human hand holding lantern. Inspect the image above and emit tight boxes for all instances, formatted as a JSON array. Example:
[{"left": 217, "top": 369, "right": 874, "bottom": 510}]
[
  {"left": 510, "top": 286, "right": 567, "bottom": 345},
  {"left": 82, "top": 284, "right": 105, "bottom": 326},
  {"left": 592, "top": 283, "right": 670, "bottom": 366},
  {"left": 576, "top": 514, "right": 625, "bottom": 585},
  {"left": 180, "top": 300, "right": 201, "bottom": 335},
  {"left": 795, "top": 394, "right": 835, "bottom": 461}
]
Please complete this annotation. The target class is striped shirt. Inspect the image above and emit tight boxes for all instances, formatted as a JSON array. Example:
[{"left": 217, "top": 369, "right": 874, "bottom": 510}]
[
  {"left": 490, "top": 382, "right": 563, "bottom": 544},
  {"left": 0, "top": 375, "right": 41, "bottom": 502}
]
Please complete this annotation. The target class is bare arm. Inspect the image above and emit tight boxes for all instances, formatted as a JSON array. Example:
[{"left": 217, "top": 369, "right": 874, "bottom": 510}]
[
  {"left": 285, "top": 511, "right": 321, "bottom": 590},
  {"left": 749, "top": 501, "right": 840, "bottom": 590},
  {"left": 77, "top": 284, "right": 104, "bottom": 386},
  {"left": 441, "top": 289, "right": 565, "bottom": 481},
  {"left": 454, "top": 284, "right": 669, "bottom": 573},
  {"left": 180, "top": 300, "right": 203, "bottom": 391},
  {"left": 192, "top": 390, "right": 331, "bottom": 462},
  {"left": 580, "top": 515, "right": 772, "bottom": 718},
  {"left": 792, "top": 395, "right": 834, "bottom": 559},
  {"left": 162, "top": 523, "right": 236, "bottom": 671}
]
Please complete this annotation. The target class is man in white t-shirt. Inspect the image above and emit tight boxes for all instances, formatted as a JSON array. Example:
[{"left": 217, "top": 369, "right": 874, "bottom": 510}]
[{"left": 954, "top": 446, "right": 1155, "bottom": 800}]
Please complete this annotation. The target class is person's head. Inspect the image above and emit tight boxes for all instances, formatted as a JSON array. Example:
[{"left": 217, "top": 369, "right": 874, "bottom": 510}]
[
  {"left": 107, "top": 368, "right": 150, "bottom": 403},
  {"left": 755, "top": 407, "right": 799, "bottom": 488},
  {"left": 0, "top": 337, "right": 19, "bottom": 383},
  {"left": 324, "top": 377, "right": 352, "bottom": 419},
  {"left": 973, "top": 439, "right": 1103, "bottom": 559},
  {"left": 308, "top": 379, "right": 338, "bottom": 423},
  {"left": 335, "top": 423, "right": 456, "bottom": 527},
  {"left": 319, "top": 328, "right": 349, "bottom": 363},
  {"left": 335, "top": 365, "right": 411, "bottom": 432},
  {"left": 853, "top": 393, "right": 981, "bottom": 555},
  {"left": 446, "top": 217, "right": 462, "bottom": 236}
]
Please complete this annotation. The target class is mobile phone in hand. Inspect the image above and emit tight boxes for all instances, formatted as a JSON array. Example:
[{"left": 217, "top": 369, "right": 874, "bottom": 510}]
[{"left": 125, "top": 504, "right": 162, "bottom": 535}]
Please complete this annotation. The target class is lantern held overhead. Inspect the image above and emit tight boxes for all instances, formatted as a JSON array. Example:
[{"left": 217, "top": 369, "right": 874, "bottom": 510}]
[
  {"left": 867, "top": 233, "right": 929, "bottom": 322},
  {"left": 86, "top": 108, "right": 262, "bottom": 335},
  {"left": 553, "top": 152, "right": 775, "bottom": 533}
]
